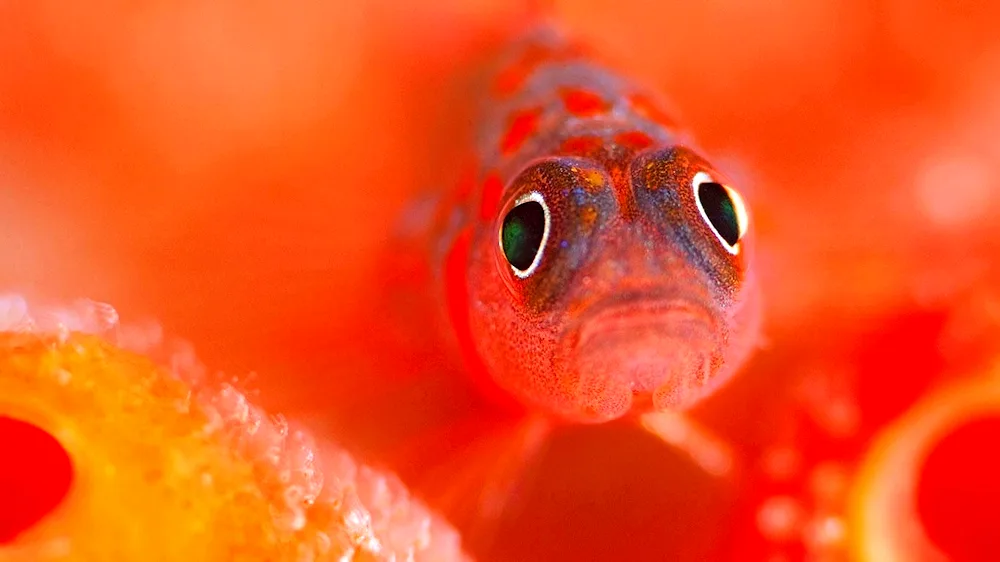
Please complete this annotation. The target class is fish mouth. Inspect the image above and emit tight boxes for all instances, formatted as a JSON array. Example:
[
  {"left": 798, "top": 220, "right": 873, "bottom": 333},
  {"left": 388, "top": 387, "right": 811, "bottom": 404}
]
[{"left": 563, "top": 292, "right": 722, "bottom": 419}]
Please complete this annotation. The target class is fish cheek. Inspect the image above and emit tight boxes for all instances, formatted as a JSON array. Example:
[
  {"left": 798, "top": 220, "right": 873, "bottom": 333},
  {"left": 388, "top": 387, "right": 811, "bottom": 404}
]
[
  {"left": 464, "top": 223, "right": 561, "bottom": 411},
  {"left": 477, "top": 162, "right": 618, "bottom": 416}
]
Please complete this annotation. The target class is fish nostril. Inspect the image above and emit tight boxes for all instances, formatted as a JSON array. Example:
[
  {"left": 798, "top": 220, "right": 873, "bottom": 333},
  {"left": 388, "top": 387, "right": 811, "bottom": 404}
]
[{"left": 0, "top": 416, "right": 74, "bottom": 544}]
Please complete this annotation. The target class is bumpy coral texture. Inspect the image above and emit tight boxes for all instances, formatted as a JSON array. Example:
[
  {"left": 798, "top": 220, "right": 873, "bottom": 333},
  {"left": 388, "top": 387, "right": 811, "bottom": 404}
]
[{"left": 0, "top": 296, "right": 469, "bottom": 561}]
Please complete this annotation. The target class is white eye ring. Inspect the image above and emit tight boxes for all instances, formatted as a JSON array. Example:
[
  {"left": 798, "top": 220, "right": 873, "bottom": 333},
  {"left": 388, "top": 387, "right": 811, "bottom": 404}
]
[
  {"left": 692, "top": 171, "right": 749, "bottom": 255},
  {"left": 498, "top": 190, "right": 551, "bottom": 279}
]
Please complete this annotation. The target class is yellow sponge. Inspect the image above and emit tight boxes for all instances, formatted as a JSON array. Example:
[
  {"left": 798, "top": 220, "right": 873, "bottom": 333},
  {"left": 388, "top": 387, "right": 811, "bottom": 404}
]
[{"left": 0, "top": 301, "right": 468, "bottom": 562}]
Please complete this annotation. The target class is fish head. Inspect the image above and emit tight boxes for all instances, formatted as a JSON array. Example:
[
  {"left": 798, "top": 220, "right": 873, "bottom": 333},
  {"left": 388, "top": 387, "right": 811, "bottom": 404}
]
[{"left": 465, "top": 146, "right": 760, "bottom": 422}]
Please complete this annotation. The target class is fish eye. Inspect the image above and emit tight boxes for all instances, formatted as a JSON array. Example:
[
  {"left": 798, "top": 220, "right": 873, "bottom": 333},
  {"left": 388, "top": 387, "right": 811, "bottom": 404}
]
[
  {"left": 692, "top": 171, "right": 749, "bottom": 254},
  {"left": 499, "top": 191, "right": 551, "bottom": 278}
]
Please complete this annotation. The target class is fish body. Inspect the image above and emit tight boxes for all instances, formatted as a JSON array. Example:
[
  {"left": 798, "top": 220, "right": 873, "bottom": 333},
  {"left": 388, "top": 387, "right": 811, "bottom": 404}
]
[{"left": 419, "top": 23, "right": 762, "bottom": 426}]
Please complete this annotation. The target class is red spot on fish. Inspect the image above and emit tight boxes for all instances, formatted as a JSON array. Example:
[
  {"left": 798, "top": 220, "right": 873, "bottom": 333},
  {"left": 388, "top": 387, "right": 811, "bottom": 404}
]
[
  {"left": 479, "top": 171, "right": 504, "bottom": 221},
  {"left": 492, "top": 42, "right": 584, "bottom": 96},
  {"left": 614, "top": 131, "right": 654, "bottom": 150},
  {"left": 444, "top": 228, "right": 474, "bottom": 356},
  {"left": 0, "top": 416, "right": 73, "bottom": 544},
  {"left": 454, "top": 158, "right": 479, "bottom": 202},
  {"left": 560, "top": 135, "right": 604, "bottom": 157},
  {"left": 493, "top": 43, "right": 550, "bottom": 96},
  {"left": 627, "top": 93, "right": 678, "bottom": 130},
  {"left": 500, "top": 108, "right": 542, "bottom": 155},
  {"left": 560, "top": 87, "right": 608, "bottom": 117}
]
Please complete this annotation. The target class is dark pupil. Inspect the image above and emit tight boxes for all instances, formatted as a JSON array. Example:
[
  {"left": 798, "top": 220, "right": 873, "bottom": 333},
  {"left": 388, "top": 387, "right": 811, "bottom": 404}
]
[
  {"left": 501, "top": 201, "right": 546, "bottom": 271},
  {"left": 697, "top": 182, "right": 740, "bottom": 246}
]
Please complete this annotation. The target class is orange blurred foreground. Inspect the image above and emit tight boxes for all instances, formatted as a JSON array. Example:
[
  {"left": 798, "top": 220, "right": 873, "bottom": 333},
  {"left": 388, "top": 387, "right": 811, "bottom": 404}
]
[{"left": 0, "top": 298, "right": 468, "bottom": 561}]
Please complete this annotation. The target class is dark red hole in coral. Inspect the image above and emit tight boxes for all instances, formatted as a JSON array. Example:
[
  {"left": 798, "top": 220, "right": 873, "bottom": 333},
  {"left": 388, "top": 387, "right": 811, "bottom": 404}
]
[
  {"left": 0, "top": 416, "right": 74, "bottom": 544},
  {"left": 916, "top": 415, "right": 1000, "bottom": 562}
]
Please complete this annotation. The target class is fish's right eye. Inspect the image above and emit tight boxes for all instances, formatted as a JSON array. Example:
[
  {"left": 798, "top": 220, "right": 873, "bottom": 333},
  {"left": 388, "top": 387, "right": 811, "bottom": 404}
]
[
  {"left": 692, "top": 171, "right": 749, "bottom": 255},
  {"left": 500, "top": 191, "right": 550, "bottom": 278}
]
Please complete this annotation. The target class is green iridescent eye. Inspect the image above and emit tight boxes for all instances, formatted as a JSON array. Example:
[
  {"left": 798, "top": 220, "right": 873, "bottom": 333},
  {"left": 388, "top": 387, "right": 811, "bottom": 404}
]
[
  {"left": 692, "top": 171, "right": 749, "bottom": 255},
  {"left": 500, "top": 192, "right": 550, "bottom": 278}
]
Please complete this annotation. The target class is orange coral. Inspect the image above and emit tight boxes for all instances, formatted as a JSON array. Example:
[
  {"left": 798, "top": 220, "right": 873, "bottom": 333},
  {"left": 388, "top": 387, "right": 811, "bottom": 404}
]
[{"left": 0, "top": 300, "right": 469, "bottom": 562}]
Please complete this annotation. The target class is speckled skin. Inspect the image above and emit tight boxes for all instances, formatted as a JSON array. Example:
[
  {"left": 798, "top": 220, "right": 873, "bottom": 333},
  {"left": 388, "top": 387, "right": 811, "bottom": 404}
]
[{"left": 430, "top": 24, "right": 761, "bottom": 424}]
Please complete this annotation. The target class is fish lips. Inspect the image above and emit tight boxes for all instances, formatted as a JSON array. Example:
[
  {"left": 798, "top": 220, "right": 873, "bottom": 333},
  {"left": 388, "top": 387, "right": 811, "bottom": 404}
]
[{"left": 561, "top": 292, "right": 725, "bottom": 419}]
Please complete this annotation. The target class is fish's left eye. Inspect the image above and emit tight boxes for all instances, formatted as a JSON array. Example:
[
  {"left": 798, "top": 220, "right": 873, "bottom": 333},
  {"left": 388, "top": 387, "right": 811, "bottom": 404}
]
[{"left": 692, "top": 171, "right": 748, "bottom": 254}]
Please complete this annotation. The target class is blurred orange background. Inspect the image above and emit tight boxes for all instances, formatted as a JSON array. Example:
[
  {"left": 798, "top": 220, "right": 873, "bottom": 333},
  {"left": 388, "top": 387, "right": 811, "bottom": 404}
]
[{"left": 3, "top": 1, "right": 1000, "bottom": 561}]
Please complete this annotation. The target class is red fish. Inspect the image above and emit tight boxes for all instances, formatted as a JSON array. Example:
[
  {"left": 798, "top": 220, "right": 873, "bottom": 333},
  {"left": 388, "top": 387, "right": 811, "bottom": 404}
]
[{"left": 392, "top": 21, "right": 762, "bottom": 529}]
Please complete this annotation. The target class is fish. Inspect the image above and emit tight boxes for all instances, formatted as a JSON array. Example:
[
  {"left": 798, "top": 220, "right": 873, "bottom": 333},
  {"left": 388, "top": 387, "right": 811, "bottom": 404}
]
[{"left": 392, "top": 20, "right": 763, "bottom": 526}]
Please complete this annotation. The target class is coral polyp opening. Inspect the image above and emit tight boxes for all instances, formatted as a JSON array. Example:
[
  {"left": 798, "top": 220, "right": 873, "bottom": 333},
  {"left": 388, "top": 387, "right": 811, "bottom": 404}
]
[
  {"left": 0, "top": 416, "right": 74, "bottom": 544},
  {"left": 916, "top": 415, "right": 1000, "bottom": 562}
]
